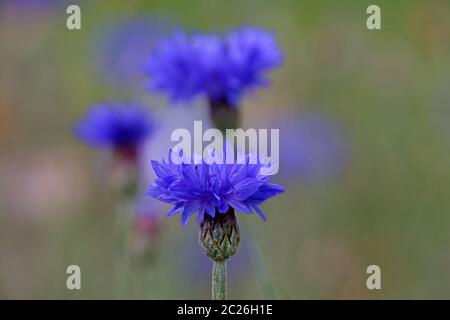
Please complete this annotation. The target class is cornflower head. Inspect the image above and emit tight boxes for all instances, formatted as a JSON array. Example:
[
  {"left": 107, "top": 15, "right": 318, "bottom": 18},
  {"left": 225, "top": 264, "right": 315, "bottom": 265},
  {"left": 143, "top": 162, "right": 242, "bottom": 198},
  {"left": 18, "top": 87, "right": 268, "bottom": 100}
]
[
  {"left": 147, "top": 145, "right": 284, "bottom": 265},
  {"left": 75, "top": 102, "right": 154, "bottom": 162},
  {"left": 144, "top": 26, "right": 282, "bottom": 108},
  {"left": 147, "top": 146, "right": 284, "bottom": 225},
  {"left": 144, "top": 31, "right": 202, "bottom": 101}
]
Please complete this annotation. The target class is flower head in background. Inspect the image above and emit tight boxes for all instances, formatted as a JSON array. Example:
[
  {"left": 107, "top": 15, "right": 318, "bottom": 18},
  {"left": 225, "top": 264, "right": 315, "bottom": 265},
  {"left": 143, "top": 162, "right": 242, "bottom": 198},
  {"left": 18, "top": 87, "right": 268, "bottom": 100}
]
[
  {"left": 145, "top": 26, "right": 282, "bottom": 107},
  {"left": 92, "top": 16, "right": 173, "bottom": 87},
  {"left": 193, "top": 33, "right": 234, "bottom": 103},
  {"left": 226, "top": 27, "right": 283, "bottom": 98},
  {"left": 276, "top": 112, "right": 349, "bottom": 182},
  {"left": 144, "top": 31, "right": 203, "bottom": 101},
  {"left": 147, "top": 147, "right": 284, "bottom": 226},
  {"left": 75, "top": 103, "right": 154, "bottom": 160}
]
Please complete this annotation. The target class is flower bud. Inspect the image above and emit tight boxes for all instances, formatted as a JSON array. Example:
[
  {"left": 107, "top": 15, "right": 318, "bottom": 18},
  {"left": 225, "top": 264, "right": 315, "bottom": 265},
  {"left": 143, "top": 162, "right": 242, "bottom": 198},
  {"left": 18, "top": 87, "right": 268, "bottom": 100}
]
[{"left": 199, "top": 209, "right": 240, "bottom": 262}]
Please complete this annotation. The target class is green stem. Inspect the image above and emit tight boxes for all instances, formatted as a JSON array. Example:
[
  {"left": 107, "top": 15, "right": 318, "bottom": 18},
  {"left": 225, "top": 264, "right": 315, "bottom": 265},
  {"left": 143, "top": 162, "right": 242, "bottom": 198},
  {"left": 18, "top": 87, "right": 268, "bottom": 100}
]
[{"left": 212, "top": 260, "right": 227, "bottom": 300}]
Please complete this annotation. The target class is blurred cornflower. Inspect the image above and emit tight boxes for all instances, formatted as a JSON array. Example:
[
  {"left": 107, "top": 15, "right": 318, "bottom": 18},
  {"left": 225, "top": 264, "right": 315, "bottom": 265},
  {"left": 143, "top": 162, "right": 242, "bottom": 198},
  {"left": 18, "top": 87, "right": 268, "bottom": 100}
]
[
  {"left": 75, "top": 103, "right": 154, "bottom": 161},
  {"left": 144, "top": 26, "right": 282, "bottom": 107},
  {"left": 147, "top": 147, "right": 285, "bottom": 225},
  {"left": 276, "top": 112, "right": 349, "bottom": 182},
  {"left": 144, "top": 31, "right": 202, "bottom": 101},
  {"left": 75, "top": 104, "right": 157, "bottom": 298},
  {"left": 92, "top": 16, "right": 173, "bottom": 87}
]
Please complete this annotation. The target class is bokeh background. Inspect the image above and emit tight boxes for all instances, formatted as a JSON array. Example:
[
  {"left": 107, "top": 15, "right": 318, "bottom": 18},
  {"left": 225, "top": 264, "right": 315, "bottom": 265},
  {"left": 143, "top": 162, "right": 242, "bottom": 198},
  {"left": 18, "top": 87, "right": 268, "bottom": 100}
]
[{"left": 1, "top": 0, "right": 450, "bottom": 299}]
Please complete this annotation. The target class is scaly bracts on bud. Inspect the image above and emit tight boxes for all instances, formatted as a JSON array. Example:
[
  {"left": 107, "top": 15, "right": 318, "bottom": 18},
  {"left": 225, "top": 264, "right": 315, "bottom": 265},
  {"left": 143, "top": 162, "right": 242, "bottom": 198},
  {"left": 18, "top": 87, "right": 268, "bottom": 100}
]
[{"left": 199, "top": 208, "right": 240, "bottom": 262}]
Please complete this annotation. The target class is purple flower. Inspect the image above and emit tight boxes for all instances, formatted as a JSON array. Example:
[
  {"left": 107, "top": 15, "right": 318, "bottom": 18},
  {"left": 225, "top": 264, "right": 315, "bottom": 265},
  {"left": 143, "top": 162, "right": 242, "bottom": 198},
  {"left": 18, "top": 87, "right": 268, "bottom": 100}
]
[
  {"left": 92, "top": 17, "right": 173, "bottom": 87},
  {"left": 75, "top": 103, "right": 154, "bottom": 155},
  {"left": 226, "top": 27, "right": 283, "bottom": 96},
  {"left": 193, "top": 33, "right": 234, "bottom": 103},
  {"left": 145, "top": 26, "right": 282, "bottom": 106},
  {"left": 144, "top": 31, "right": 203, "bottom": 101},
  {"left": 146, "top": 148, "right": 285, "bottom": 226}
]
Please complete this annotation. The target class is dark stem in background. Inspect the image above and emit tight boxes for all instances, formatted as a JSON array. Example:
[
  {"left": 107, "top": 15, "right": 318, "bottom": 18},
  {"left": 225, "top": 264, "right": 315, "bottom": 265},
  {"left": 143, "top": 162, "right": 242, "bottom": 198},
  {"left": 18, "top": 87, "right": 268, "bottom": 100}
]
[{"left": 209, "top": 99, "right": 240, "bottom": 134}]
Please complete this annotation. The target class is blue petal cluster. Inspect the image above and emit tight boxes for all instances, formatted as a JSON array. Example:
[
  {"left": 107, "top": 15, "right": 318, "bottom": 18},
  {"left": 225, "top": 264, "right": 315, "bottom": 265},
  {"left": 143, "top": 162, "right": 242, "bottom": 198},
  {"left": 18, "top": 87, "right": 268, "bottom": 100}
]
[
  {"left": 147, "top": 150, "right": 285, "bottom": 225},
  {"left": 75, "top": 103, "right": 154, "bottom": 149},
  {"left": 92, "top": 17, "right": 172, "bottom": 86},
  {"left": 144, "top": 26, "right": 282, "bottom": 106}
]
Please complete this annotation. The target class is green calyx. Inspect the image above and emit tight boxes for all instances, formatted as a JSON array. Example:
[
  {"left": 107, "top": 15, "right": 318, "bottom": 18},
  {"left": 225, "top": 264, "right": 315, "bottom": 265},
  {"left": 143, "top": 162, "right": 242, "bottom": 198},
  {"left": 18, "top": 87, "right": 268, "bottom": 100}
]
[{"left": 199, "top": 208, "right": 240, "bottom": 262}]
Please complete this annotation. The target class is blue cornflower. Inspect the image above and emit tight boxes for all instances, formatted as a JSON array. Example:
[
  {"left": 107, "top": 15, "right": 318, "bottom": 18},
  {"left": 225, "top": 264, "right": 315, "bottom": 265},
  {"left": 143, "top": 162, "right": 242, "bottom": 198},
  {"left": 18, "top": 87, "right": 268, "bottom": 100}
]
[
  {"left": 92, "top": 16, "right": 173, "bottom": 87},
  {"left": 193, "top": 33, "right": 235, "bottom": 103},
  {"left": 226, "top": 27, "right": 283, "bottom": 98},
  {"left": 145, "top": 26, "right": 282, "bottom": 106},
  {"left": 146, "top": 148, "right": 285, "bottom": 226},
  {"left": 144, "top": 31, "right": 203, "bottom": 101},
  {"left": 75, "top": 103, "right": 154, "bottom": 156}
]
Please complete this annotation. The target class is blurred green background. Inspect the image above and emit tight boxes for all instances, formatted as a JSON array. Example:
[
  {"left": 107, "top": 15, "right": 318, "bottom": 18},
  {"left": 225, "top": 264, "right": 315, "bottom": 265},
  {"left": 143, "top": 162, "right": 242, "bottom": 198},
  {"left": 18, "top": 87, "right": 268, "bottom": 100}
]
[{"left": 1, "top": 0, "right": 450, "bottom": 299}]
